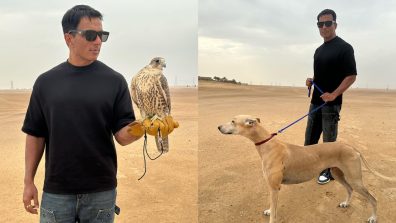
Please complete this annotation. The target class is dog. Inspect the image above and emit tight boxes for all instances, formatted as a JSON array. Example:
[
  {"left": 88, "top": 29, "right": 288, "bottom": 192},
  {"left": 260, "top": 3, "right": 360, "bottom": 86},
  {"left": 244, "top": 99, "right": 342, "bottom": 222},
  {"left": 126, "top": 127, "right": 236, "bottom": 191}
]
[{"left": 218, "top": 115, "right": 395, "bottom": 223}]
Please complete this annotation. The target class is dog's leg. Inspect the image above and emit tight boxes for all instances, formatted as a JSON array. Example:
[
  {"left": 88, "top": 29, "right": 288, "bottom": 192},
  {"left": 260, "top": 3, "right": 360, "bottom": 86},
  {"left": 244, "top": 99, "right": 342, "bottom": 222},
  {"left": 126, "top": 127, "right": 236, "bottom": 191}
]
[
  {"left": 350, "top": 181, "right": 377, "bottom": 223},
  {"left": 263, "top": 209, "right": 271, "bottom": 216},
  {"left": 266, "top": 171, "right": 282, "bottom": 223},
  {"left": 342, "top": 159, "right": 378, "bottom": 222},
  {"left": 330, "top": 167, "right": 353, "bottom": 208},
  {"left": 262, "top": 172, "right": 282, "bottom": 223},
  {"left": 268, "top": 188, "right": 280, "bottom": 223},
  {"left": 262, "top": 178, "right": 271, "bottom": 216}
]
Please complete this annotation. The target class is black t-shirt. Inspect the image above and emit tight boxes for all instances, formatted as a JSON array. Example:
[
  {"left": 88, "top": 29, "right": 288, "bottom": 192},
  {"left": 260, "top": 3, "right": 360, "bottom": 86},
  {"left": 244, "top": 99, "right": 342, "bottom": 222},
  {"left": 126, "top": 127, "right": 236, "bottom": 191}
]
[
  {"left": 311, "top": 36, "right": 357, "bottom": 105},
  {"left": 22, "top": 60, "right": 135, "bottom": 194}
]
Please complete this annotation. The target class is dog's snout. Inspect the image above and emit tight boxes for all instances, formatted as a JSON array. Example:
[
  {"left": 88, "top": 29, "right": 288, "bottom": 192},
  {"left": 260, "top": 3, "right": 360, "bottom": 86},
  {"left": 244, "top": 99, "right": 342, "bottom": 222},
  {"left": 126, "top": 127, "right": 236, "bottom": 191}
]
[
  {"left": 218, "top": 125, "right": 227, "bottom": 134},
  {"left": 218, "top": 124, "right": 233, "bottom": 134}
]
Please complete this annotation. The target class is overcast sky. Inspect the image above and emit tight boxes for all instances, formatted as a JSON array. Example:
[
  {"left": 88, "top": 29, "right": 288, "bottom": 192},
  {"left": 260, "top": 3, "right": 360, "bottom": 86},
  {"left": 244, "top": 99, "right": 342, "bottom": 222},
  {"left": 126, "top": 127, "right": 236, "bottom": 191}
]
[
  {"left": 199, "top": 0, "right": 396, "bottom": 89},
  {"left": 2, "top": 1, "right": 395, "bottom": 89},
  {"left": 0, "top": 0, "right": 197, "bottom": 89}
]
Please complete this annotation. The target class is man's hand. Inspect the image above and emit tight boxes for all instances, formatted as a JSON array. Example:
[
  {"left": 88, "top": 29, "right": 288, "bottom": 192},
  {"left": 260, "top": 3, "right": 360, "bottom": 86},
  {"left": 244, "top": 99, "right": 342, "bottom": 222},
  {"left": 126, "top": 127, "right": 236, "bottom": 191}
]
[
  {"left": 142, "top": 118, "right": 160, "bottom": 136},
  {"left": 23, "top": 135, "right": 44, "bottom": 214},
  {"left": 320, "top": 92, "right": 337, "bottom": 102},
  {"left": 129, "top": 116, "right": 179, "bottom": 137},
  {"left": 162, "top": 116, "right": 179, "bottom": 137},
  {"left": 23, "top": 182, "right": 39, "bottom": 214},
  {"left": 306, "top": 78, "right": 313, "bottom": 87}
]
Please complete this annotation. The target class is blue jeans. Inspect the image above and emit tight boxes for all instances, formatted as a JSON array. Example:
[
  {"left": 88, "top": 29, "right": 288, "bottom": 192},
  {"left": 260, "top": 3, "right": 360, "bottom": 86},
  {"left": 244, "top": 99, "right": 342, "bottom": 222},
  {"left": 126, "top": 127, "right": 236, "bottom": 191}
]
[
  {"left": 40, "top": 189, "right": 116, "bottom": 223},
  {"left": 304, "top": 104, "right": 341, "bottom": 146}
]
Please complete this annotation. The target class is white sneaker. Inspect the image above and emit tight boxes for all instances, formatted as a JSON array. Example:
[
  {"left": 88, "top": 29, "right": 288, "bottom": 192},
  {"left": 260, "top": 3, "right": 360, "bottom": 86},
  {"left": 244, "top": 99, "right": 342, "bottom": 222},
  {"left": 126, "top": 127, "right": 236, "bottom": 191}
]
[{"left": 317, "top": 169, "right": 332, "bottom": 185}]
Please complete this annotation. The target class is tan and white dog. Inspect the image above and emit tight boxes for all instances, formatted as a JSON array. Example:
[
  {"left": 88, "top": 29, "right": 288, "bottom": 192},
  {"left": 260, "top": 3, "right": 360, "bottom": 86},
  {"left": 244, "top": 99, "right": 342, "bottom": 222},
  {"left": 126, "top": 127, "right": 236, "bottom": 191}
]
[{"left": 218, "top": 115, "right": 394, "bottom": 223}]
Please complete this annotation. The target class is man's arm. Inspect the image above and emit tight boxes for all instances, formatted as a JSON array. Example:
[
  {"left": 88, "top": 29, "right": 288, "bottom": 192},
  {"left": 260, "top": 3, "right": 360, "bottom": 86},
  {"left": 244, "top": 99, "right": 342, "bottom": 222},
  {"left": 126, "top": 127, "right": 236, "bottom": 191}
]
[
  {"left": 114, "top": 124, "right": 142, "bottom": 146},
  {"left": 320, "top": 75, "right": 356, "bottom": 102},
  {"left": 23, "top": 134, "right": 45, "bottom": 214}
]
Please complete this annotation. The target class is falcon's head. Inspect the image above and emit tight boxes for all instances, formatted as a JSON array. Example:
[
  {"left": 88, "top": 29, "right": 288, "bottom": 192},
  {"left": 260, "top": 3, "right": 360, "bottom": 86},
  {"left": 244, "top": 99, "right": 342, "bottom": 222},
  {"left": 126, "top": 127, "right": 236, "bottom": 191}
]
[{"left": 149, "top": 57, "right": 166, "bottom": 70}]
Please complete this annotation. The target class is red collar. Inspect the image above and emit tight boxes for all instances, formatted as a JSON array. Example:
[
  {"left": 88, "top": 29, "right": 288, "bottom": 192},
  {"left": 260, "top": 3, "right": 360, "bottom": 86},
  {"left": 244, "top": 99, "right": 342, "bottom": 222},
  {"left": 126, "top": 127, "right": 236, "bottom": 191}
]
[{"left": 255, "top": 133, "right": 277, "bottom": 146}]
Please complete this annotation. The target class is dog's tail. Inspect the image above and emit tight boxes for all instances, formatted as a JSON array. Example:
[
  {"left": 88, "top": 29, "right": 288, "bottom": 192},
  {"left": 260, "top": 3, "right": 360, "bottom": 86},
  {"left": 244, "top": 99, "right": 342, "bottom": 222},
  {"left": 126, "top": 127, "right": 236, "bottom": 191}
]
[{"left": 353, "top": 147, "right": 396, "bottom": 182}]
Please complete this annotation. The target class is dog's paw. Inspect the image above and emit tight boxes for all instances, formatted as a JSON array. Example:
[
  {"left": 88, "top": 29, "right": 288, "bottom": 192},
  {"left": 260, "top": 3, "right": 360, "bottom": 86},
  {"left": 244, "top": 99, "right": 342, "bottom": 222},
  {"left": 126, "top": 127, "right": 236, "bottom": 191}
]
[
  {"left": 263, "top": 209, "right": 271, "bottom": 216},
  {"left": 367, "top": 216, "right": 377, "bottom": 223},
  {"left": 338, "top": 201, "right": 349, "bottom": 208}
]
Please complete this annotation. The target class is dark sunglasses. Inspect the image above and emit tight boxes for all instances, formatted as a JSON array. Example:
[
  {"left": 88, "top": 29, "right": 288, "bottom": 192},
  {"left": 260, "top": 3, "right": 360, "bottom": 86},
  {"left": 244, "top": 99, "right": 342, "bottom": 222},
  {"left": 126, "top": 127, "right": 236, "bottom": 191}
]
[
  {"left": 317, "top": 21, "right": 335, "bottom": 28},
  {"left": 68, "top": 30, "right": 110, "bottom": 42}
]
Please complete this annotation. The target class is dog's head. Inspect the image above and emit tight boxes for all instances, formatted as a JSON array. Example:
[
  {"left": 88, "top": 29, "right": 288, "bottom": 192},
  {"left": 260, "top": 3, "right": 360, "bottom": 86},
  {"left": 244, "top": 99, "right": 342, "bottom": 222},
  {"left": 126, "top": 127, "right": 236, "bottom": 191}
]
[{"left": 218, "top": 115, "right": 261, "bottom": 136}]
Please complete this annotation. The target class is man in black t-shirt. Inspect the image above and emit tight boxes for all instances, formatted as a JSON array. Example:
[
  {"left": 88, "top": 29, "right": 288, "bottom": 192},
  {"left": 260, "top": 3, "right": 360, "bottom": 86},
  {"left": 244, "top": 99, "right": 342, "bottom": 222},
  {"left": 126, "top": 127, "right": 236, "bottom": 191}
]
[
  {"left": 305, "top": 9, "right": 357, "bottom": 185},
  {"left": 22, "top": 5, "right": 142, "bottom": 222}
]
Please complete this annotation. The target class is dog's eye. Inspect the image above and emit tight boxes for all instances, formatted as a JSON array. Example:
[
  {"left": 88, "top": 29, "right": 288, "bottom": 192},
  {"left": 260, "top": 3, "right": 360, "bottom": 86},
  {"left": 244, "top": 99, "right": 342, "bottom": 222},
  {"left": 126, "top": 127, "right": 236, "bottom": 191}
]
[{"left": 231, "top": 120, "right": 235, "bottom": 125}]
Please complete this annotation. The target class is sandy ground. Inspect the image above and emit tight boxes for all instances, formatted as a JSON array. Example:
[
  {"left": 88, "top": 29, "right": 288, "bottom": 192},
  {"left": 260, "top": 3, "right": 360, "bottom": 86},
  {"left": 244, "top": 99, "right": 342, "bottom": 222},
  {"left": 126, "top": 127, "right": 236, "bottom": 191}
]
[
  {"left": 0, "top": 87, "right": 198, "bottom": 223},
  {"left": 198, "top": 80, "right": 396, "bottom": 223},
  {"left": 2, "top": 81, "right": 396, "bottom": 223}
]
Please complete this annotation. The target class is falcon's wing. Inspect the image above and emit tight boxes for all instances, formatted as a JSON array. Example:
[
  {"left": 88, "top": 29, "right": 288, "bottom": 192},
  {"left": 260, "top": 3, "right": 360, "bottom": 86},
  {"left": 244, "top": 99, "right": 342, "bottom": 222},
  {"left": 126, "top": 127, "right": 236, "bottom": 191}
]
[
  {"left": 156, "top": 73, "right": 171, "bottom": 114},
  {"left": 131, "top": 66, "right": 151, "bottom": 107},
  {"left": 130, "top": 76, "right": 138, "bottom": 106}
]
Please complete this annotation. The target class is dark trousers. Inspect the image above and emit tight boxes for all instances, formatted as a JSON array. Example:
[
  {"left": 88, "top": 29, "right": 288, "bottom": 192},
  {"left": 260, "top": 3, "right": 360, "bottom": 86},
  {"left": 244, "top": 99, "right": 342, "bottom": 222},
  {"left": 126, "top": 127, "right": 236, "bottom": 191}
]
[{"left": 304, "top": 104, "right": 341, "bottom": 146}]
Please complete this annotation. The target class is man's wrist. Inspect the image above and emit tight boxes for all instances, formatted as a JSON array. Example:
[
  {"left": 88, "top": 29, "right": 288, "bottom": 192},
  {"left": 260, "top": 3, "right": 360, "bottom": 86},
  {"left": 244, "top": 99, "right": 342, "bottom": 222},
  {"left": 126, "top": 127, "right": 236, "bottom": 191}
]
[{"left": 24, "top": 177, "right": 35, "bottom": 185}]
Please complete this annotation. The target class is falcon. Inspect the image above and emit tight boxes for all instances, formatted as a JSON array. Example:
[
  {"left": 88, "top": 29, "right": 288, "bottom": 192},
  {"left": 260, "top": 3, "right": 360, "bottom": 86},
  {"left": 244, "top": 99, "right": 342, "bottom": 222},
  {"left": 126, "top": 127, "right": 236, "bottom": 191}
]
[{"left": 131, "top": 57, "right": 171, "bottom": 152}]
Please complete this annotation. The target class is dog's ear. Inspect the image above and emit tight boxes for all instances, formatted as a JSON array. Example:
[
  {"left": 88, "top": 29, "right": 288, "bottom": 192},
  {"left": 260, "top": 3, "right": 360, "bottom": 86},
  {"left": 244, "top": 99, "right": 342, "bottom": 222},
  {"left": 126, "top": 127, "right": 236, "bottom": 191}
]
[{"left": 245, "top": 118, "right": 258, "bottom": 127}]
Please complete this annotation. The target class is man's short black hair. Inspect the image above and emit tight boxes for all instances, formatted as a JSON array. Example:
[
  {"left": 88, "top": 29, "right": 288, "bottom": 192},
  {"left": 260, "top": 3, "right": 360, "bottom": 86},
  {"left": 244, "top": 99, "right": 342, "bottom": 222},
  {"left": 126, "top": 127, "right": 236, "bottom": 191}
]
[
  {"left": 62, "top": 5, "right": 103, "bottom": 34},
  {"left": 317, "top": 9, "right": 336, "bottom": 21}
]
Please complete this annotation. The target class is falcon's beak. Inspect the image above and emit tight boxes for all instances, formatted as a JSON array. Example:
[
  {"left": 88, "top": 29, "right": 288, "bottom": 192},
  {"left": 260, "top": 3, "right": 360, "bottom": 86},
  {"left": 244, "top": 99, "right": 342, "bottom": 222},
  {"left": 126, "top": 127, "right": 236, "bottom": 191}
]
[{"left": 163, "top": 63, "right": 166, "bottom": 68}]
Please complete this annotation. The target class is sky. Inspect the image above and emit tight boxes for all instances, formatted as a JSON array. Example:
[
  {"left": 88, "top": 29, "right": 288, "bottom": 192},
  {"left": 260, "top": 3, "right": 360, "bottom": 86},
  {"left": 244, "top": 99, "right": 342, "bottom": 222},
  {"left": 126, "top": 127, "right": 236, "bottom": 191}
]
[
  {"left": 0, "top": 0, "right": 197, "bottom": 89},
  {"left": 199, "top": 0, "right": 396, "bottom": 89},
  {"left": 1, "top": 1, "right": 395, "bottom": 90}
]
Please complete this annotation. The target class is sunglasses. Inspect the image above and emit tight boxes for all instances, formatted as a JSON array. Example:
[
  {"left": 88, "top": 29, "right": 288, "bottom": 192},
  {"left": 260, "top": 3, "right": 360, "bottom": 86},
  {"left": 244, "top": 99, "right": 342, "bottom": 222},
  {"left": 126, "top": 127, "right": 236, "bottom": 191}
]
[
  {"left": 68, "top": 30, "right": 110, "bottom": 42},
  {"left": 317, "top": 21, "right": 335, "bottom": 28}
]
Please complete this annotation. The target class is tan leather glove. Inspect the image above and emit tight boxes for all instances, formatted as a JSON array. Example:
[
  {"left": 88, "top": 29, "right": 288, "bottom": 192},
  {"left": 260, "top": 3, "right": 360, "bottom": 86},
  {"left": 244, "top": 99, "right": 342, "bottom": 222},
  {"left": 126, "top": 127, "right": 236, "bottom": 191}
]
[
  {"left": 160, "top": 116, "right": 179, "bottom": 137},
  {"left": 131, "top": 116, "right": 180, "bottom": 137},
  {"left": 144, "top": 119, "right": 161, "bottom": 136},
  {"left": 127, "top": 121, "right": 145, "bottom": 137}
]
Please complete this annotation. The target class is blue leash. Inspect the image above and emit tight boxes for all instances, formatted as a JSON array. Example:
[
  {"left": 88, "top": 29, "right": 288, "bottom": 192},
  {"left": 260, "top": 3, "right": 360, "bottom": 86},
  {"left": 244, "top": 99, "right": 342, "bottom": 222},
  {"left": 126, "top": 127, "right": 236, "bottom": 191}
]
[
  {"left": 310, "top": 81, "right": 324, "bottom": 94},
  {"left": 277, "top": 81, "right": 326, "bottom": 134}
]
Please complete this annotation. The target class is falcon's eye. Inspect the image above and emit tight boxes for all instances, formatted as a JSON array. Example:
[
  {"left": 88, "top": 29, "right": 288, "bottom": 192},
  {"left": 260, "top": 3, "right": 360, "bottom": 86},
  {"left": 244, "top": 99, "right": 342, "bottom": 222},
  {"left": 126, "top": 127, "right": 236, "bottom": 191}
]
[{"left": 156, "top": 60, "right": 160, "bottom": 63}]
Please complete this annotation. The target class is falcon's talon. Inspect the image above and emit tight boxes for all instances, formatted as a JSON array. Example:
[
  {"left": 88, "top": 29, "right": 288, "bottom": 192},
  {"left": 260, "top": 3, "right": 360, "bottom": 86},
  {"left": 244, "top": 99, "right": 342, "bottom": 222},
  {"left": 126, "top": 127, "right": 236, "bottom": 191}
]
[{"left": 150, "top": 115, "right": 159, "bottom": 122}]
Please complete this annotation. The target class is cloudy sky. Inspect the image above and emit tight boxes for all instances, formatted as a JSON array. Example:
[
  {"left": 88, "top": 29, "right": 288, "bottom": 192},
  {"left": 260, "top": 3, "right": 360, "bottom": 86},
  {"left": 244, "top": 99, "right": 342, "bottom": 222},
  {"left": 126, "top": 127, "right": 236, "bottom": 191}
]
[
  {"left": 199, "top": 0, "right": 396, "bottom": 89},
  {"left": 0, "top": 0, "right": 197, "bottom": 89},
  {"left": 1, "top": 1, "right": 395, "bottom": 89}
]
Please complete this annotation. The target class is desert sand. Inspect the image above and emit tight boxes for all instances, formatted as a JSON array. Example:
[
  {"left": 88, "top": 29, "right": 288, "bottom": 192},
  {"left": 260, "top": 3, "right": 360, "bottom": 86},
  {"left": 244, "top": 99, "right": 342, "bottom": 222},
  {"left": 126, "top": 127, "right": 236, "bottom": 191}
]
[
  {"left": 1, "top": 81, "right": 396, "bottom": 223},
  {"left": 198, "top": 80, "right": 396, "bottom": 223},
  {"left": 0, "top": 87, "right": 198, "bottom": 223}
]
